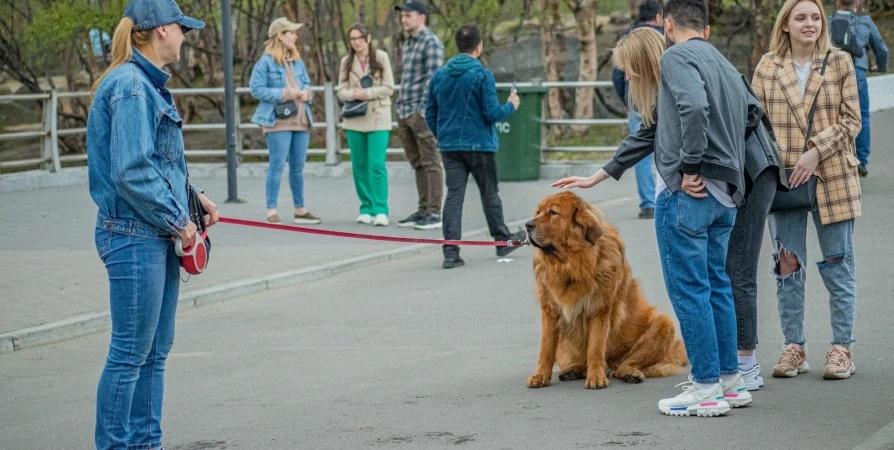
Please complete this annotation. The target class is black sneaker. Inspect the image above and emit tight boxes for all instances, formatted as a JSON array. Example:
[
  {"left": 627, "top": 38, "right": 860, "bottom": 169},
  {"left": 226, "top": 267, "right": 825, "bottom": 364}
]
[
  {"left": 858, "top": 163, "right": 868, "bottom": 177},
  {"left": 496, "top": 230, "right": 528, "bottom": 257},
  {"left": 638, "top": 208, "right": 655, "bottom": 219},
  {"left": 398, "top": 211, "right": 425, "bottom": 228},
  {"left": 443, "top": 255, "right": 465, "bottom": 269},
  {"left": 413, "top": 213, "right": 442, "bottom": 230}
]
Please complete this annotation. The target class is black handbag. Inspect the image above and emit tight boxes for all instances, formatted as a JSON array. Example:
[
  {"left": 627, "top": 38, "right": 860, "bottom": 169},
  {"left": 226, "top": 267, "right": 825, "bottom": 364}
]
[
  {"left": 770, "top": 50, "right": 830, "bottom": 213},
  {"left": 341, "top": 73, "right": 373, "bottom": 119},
  {"left": 274, "top": 100, "right": 299, "bottom": 119}
]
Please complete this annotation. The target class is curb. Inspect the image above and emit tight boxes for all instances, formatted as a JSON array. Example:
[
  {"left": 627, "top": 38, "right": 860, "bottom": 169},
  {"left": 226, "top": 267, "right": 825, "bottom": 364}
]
[
  {"left": 854, "top": 420, "right": 894, "bottom": 450},
  {"left": 0, "top": 216, "right": 534, "bottom": 355},
  {"left": 0, "top": 162, "right": 606, "bottom": 193}
]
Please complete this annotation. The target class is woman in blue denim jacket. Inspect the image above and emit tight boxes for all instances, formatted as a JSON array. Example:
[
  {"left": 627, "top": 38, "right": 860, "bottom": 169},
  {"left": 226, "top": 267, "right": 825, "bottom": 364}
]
[
  {"left": 250, "top": 17, "right": 321, "bottom": 224},
  {"left": 86, "top": 1, "right": 218, "bottom": 449}
]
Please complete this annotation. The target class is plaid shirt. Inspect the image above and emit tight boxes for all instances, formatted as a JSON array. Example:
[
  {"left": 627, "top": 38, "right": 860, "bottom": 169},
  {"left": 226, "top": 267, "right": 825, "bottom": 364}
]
[
  {"left": 396, "top": 28, "right": 444, "bottom": 119},
  {"left": 752, "top": 49, "right": 862, "bottom": 225}
]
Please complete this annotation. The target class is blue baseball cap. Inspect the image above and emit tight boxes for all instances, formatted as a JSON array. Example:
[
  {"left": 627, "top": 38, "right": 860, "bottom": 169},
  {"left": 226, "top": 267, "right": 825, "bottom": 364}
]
[{"left": 123, "top": 0, "right": 205, "bottom": 32}]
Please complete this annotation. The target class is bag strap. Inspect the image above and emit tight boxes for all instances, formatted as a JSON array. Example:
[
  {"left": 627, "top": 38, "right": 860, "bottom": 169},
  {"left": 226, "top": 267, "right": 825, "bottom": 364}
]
[{"left": 803, "top": 50, "right": 831, "bottom": 152}]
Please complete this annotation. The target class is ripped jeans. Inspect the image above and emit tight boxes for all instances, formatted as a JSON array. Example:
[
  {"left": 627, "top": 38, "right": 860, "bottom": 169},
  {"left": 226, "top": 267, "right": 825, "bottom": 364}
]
[{"left": 768, "top": 209, "right": 856, "bottom": 348}]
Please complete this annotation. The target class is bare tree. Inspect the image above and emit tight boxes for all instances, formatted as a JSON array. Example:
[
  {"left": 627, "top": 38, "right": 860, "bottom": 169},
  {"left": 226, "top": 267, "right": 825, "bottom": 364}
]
[
  {"left": 539, "top": 0, "right": 569, "bottom": 136},
  {"left": 567, "top": 0, "right": 598, "bottom": 135}
]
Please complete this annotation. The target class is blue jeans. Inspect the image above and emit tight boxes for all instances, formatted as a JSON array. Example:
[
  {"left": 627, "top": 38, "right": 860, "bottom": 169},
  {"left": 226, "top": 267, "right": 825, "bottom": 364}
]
[
  {"left": 628, "top": 110, "right": 656, "bottom": 210},
  {"left": 265, "top": 130, "right": 310, "bottom": 209},
  {"left": 656, "top": 189, "right": 738, "bottom": 384},
  {"left": 95, "top": 229, "right": 180, "bottom": 450},
  {"left": 855, "top": 68, "right": 870, "bottom": 167},
  {"left": 768, "top": 209, "right": 856, "bottom": 347}
]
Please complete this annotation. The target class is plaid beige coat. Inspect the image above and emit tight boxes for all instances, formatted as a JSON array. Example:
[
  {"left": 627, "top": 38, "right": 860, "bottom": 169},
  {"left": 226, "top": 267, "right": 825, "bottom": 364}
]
[{"left": 752, "top": 49, "right": 862, "bottom": 225}]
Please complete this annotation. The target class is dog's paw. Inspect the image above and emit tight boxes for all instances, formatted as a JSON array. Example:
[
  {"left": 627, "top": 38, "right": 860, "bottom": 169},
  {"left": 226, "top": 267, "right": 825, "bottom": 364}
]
[
  {"left": 558, "top": 369, "right": 585, "bottom": 381},
  {"left": 527, "top": 374, "right": 552, "bottom": 388},
  {"left": 615, "top": 368, "right": 645, "bottom": 384},
  {"left": 585, "top": 373, "right": 610, "bottom": 389}
]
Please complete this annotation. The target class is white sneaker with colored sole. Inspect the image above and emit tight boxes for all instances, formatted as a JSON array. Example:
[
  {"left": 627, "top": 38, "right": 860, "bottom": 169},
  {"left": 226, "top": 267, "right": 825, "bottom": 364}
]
[
  {"left": 721, "top": 373, "right": 754, "bottom": 407},
  {"left": 658, "top": 380, "right": 731, "bottom": 417}
]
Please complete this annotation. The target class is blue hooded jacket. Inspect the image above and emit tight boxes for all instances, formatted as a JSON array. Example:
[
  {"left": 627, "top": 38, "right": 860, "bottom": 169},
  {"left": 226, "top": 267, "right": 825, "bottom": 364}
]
[{"left": 425, "top": 54, "right": 515, "bottom": 152}]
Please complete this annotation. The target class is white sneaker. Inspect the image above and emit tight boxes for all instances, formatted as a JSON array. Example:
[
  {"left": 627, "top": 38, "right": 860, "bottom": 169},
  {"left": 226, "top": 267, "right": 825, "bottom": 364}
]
[
  {"left": 658, "top": 379, "right": 730, "bottom": 417},
  {"left": 373, "top": 214, "right": 389, "bottom": 227},
  {"left": 721, "top": 373, "right": 753, "bottom": 407},
  {"left": 741, "top": 364, "right": 764, "bottom": 391},
  {"left": 357, "top": 214, "right": 373, "bottom": 224}
]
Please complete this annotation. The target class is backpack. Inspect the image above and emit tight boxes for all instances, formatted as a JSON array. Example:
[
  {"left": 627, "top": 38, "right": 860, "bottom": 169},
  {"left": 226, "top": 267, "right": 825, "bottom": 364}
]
[{"left": 829, "top": 12, "right": 864, "bottom": 58}]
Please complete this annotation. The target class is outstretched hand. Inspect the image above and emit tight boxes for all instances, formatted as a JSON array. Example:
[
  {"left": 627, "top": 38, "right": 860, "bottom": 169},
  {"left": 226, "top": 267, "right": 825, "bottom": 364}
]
[{"left": 551, "top": 169, "right": 610, "bottom": 189}]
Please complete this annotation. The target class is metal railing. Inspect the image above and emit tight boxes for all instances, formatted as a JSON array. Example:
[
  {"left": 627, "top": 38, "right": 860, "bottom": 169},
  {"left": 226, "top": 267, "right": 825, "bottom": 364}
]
[{"left": 0, "top": 80, "right": 625, "bottom": 174}]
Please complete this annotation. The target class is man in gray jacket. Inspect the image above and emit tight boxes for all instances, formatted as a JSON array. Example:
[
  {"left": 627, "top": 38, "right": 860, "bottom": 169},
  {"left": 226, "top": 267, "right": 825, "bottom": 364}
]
[{"left": 553, "top": 0, "right": 761, "bottom": 417}]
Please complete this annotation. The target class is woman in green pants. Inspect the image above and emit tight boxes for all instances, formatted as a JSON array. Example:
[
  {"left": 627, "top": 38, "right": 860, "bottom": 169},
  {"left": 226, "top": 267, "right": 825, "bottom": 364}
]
[{"left": 337, "top": 24, "right": 395, "bottom": 226}]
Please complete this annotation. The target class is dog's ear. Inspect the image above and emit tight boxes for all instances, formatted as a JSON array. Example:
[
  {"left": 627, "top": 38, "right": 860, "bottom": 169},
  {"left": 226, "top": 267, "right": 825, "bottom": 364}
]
[{"left": 573, "top": 206, "right": 603, "bottom": 244}]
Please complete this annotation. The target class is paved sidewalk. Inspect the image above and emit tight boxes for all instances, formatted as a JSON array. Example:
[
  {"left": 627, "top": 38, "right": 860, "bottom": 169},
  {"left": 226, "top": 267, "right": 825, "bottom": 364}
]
[{"left": 0, "top": 167, "right": 639, "bottom": 336}]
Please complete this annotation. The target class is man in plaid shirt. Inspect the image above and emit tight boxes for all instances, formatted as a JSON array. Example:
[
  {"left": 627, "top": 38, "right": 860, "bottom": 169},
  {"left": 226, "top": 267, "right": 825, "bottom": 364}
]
[{"left": 394, "top": 0, "right": 445, "bottom": 230}]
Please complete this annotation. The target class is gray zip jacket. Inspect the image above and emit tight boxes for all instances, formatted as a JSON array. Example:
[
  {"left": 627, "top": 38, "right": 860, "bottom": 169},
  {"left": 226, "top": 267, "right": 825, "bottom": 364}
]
[
  {"left": 602, "top": 73, "right": 788, "bottom": 198},
  {"left": 603, "top": 38, "right": 761, "bottom": 206}
]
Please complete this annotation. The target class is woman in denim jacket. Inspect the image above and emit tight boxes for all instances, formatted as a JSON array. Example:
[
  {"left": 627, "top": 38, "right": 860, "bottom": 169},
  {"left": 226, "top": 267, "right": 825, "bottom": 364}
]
[
  {"left": 250, "top": 17, "right": 321, "bottom": 224},
  {"left": 86, "top": 1, "right": 218, "bottom": 448}
]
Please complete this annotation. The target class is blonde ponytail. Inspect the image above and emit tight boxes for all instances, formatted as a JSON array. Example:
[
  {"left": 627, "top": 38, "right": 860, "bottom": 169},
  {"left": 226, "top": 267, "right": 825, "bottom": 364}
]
[{"left": 92, "top": 18, "right": 153, "bottom": 93}]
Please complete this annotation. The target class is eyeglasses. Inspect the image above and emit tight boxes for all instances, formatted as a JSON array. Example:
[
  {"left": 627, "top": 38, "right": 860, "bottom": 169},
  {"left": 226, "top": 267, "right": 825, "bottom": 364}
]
[
  {"left": 348, "top": 36, "right": 367, "bottom": 42},
  {"left": 180, "top": 24, "right": 191, "bottom": 34}
]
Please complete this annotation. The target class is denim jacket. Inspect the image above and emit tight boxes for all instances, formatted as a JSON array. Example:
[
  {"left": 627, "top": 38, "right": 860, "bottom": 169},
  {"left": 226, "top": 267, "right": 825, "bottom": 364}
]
[
  {"left": 87, "top": 48, "right": 193, "bottom": 239},
  {"left": 425, "top": 55, "right": 515, "bottom": 152},
  {"left": 249, "top": 54, "right": 314, "bottom": 127}
]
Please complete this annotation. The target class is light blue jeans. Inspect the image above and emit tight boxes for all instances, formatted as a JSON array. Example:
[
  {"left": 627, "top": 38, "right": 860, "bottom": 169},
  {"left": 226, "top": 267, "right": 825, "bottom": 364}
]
[
  {"left": 855, "top": 68, "right": 871, "bottom": 167},
  {"left": 95, "top": 229, "right": 180, "bottom": 450},
  {"left": 656, "top": 189, "right": 739, "bottom": 384},
  {"left": 628, "top": 110, "right": 656, "bottom": 210},
  {"left": 768, "top": 209, "right": 856, "bottom": 347},
  {"left": 265, "top": 130, "right": 310, "bottom": 209}
]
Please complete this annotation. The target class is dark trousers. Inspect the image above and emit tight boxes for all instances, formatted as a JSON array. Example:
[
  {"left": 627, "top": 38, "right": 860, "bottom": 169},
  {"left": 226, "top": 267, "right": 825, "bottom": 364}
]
[
  {"left": 441, "top": 151, "right": 511, "bottom": 257},
  {"left": 397, "top": 112, "right": 443, "bottom": 215},
  {"left": 727, "top": 168, "right": 779, "bottom": 351}
]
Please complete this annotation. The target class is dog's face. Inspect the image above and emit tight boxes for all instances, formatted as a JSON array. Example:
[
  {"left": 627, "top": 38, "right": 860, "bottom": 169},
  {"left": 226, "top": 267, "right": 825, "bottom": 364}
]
[{"left": 525, "top": 192, "right": 603, "bottom": 256}]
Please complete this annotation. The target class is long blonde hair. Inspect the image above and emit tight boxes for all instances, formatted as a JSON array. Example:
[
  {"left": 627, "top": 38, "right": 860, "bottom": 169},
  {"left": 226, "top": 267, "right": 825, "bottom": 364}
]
[
  {"left": 92, "top": 18, "right": 153, "bottom": 93},
  {"left": 612, "top": 27, "right": 665, "bottom": 128},
  {"left": 769, "top": 0, "right": 833, "bottom": 58},
  {"left": 264, "top": 34, "right": 301, "bottom": 66}
]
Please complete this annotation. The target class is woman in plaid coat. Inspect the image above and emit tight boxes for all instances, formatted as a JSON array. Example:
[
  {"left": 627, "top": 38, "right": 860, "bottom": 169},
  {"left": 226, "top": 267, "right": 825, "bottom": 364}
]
[{"left": 752, "top": 0, "right": 862, "bottom": 381}]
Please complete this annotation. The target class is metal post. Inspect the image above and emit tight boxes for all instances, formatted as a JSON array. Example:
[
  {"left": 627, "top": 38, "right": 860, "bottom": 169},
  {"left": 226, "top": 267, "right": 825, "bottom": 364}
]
[
  {"left": 233, "top": 94, "right": 243, "bottom": 165},
  {"left": 222, "top": 0, "right": 240, "bottom": 202},
  {"left": 534, "top": 79, "right": 547, "bottom": 164},
  {"left": 324, "top": 82, "right": 340, "bottom": 166},
  {"left": 41, "top": 90, "right": 61, "bottom": 172}
]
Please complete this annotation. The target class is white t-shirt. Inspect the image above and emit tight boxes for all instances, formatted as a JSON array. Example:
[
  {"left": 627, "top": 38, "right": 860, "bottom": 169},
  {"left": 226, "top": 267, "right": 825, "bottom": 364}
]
[
  {"left": 655, "top": 172, "right": 736, "bottom": 208},
  {"left": 793, "top": 60, "right": 812, "bottom": 97}
]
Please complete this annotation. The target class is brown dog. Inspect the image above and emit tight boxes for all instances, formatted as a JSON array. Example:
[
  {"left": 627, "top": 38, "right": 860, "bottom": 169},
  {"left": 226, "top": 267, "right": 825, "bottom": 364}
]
[{"left": 525, "top": 192, "right": 687, "bottom": 389}]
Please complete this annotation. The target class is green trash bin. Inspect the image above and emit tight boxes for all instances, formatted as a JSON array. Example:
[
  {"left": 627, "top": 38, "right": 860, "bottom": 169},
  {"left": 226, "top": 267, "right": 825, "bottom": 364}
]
[{"left": 494, "top": 85, "right": 548, "bottom": 181}]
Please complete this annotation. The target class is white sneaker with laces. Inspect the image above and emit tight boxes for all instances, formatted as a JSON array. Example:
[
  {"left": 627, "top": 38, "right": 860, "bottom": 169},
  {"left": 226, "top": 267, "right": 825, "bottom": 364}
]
[
  {"left": 721, "top": 373, "right": 753, "bottom": 407},
  {"left": 374, "top": 214, "right": 389, "bottom": 227},
  {"left": 658, "top": 379, "right": 730, "bottom": 417},
  {"left": 357, "top": 214, "right": 373, "bottom": 224},
  {"left": 741, "top": 364, "right": 764, "bottom": 391}
]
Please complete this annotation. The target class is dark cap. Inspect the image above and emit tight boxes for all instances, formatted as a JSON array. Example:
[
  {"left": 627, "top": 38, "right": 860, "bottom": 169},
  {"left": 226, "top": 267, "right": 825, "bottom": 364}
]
[
  {"left": 394, "top": 0, "right": 428, "bottom": 15},
  {"left": 123, "top": 0, "right": 205, "bottom": 32}
]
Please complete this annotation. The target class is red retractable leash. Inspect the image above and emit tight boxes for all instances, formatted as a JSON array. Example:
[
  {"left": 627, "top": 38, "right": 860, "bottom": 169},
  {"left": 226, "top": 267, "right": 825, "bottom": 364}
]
[
  {"left": 176, "top": 214, "right": 529, "bottom": 277},
  {"left": 217, "top": 217, "right": 530, "bottom": 248},
  {"left": 176, "top": 177, "right": 212, "bottom": 275}
]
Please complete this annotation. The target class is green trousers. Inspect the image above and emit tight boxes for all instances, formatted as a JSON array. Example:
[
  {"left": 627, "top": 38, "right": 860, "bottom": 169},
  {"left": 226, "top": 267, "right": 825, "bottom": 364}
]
[{"left": 346, "top": 129, "right": 390, "bottom": 215}]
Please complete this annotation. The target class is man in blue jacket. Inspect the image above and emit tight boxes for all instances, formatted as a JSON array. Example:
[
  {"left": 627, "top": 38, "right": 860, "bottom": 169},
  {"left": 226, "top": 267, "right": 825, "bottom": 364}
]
[
  {"left": 426, "top": 24, "right": 526, "bottom": 269},
  {"left": 611, "top": 0, "right": 664, "bottom": 219}
]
